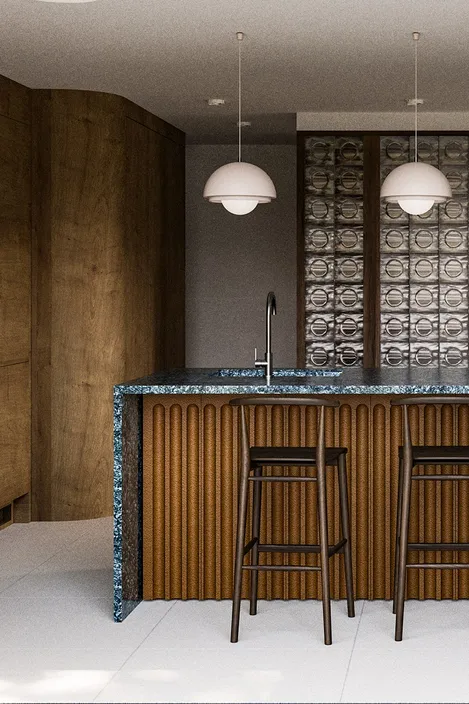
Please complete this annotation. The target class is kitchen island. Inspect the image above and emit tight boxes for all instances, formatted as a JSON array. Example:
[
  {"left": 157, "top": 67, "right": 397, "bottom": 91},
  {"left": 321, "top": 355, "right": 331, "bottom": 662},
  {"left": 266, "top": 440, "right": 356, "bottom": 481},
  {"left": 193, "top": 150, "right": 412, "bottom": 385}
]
[{"left": 114, "top": 368, "right": 469, "bottom": 621}]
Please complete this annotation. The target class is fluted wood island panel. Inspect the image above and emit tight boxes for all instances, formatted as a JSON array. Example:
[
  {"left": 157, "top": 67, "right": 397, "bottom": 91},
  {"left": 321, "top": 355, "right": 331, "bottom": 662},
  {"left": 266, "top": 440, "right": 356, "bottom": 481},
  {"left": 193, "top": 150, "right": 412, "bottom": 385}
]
[{"left": 143, "top": 394, "right": 469, "bottom": 601}]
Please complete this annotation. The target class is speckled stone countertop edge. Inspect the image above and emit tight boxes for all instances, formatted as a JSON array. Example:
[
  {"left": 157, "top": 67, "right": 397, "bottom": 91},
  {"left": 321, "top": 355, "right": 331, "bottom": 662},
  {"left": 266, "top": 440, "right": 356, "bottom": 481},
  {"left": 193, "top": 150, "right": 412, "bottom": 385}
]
[{"left": 114, "top": 383, "right": 469, "bottom": 395}]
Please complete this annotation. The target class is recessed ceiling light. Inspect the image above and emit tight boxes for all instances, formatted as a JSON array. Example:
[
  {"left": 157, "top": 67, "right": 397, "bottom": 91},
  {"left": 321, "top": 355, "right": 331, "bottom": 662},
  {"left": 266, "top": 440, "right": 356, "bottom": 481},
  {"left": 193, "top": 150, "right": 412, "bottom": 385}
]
[{"left": 207, "top": 98, "right": 226, "bottom": 107}]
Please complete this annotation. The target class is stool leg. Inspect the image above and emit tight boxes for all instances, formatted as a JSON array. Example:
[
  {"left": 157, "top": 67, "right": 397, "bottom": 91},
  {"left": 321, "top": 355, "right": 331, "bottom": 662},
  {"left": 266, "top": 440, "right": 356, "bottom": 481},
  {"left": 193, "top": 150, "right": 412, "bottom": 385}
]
[
  {"left": 317, "top": 456, "right": 332, "bottom": 645},
  {"left": 338, "top": 453, "right": 355, "bottom": 618},
  {"left": 395, "top": 455, "right": 412, "bottom": 641},
  {"left": 250, "top": 466, "right": 262, "bottom": 615},
  {"left": 231, "top": 453, "right": 250, "bottom": 643},
  {"left": 393, "top": 457, "right": 404, "bottom": 615}
]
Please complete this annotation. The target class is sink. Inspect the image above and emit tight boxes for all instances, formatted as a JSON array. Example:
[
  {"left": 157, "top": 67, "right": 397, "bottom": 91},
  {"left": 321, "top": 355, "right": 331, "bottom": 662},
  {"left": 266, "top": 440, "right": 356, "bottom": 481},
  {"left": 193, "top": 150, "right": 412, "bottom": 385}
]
[{"left": 211, "top": 368, "right": 343, "bottom": 378}]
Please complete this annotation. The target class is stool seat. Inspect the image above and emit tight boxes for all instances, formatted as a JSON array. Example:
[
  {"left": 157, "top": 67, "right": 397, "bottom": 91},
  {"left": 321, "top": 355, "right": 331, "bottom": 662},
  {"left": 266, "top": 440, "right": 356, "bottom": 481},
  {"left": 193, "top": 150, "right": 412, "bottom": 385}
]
[
  {"left": 398, "top": 445, "right": 469, "bottom": 464},
  {"left": 251, "top": 446, "right": 347, "bottom": 465}
]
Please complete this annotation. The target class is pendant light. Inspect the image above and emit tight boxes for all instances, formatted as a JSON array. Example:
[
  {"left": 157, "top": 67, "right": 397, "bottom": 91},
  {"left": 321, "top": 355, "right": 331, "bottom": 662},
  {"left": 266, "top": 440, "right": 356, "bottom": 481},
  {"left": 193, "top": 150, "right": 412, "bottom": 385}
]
[
  {"left": 203, "top": 32, "right": 276, "bottom": 215},
  {"left": 381, "top": 32, "right": 451, "bottom": 216}
]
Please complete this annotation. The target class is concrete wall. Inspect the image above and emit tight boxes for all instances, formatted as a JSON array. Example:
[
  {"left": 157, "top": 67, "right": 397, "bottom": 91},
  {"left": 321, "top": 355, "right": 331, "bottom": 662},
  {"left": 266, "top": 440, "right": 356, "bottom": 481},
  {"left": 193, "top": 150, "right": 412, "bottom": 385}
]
[{"left": 185, "top": 144, "right": 297, "bottom": 368}]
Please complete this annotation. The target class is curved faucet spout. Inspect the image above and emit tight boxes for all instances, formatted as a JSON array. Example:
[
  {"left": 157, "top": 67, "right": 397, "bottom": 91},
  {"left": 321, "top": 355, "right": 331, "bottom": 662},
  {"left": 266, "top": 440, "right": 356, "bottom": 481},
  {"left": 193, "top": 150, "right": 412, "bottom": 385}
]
[
  {"left": 267, "top": 291, "right": 277, "bottom": 317},
  {"left": 255, "top": 291, "right": 277, "bottom": 384}
]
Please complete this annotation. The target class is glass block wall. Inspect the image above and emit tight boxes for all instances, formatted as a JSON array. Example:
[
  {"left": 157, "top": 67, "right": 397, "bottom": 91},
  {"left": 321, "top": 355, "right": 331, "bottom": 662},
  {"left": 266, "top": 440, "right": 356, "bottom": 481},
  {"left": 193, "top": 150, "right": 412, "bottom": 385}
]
[
  {"left": 304, "top": 136, "right": 364, "bottom": 367},
  {"left": 380, "top": 136, "right": 469, "bottom": 368}
]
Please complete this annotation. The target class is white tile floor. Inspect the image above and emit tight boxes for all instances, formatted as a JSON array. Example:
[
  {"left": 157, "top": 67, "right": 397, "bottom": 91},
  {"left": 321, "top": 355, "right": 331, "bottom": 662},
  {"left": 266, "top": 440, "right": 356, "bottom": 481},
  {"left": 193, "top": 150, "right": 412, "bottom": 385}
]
[{"left": 1, "top": 518, "right": 469, "bottom": 703}]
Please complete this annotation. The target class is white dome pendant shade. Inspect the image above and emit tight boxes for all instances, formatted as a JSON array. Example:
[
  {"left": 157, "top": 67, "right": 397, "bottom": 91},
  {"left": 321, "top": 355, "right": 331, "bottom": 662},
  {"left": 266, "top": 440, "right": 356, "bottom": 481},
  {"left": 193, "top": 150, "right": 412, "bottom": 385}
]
[
  {"left": 203, "top": 32, "right": 276, "bottom": 215},
  {"left": 381, "top": 161, "right": 452, "bottom": 215},
  {"left": 380, "top": 32, "right": 451, "bottom": 216},
  {"left": 203, "top": 161, "right": 276, "bottom": 215}
]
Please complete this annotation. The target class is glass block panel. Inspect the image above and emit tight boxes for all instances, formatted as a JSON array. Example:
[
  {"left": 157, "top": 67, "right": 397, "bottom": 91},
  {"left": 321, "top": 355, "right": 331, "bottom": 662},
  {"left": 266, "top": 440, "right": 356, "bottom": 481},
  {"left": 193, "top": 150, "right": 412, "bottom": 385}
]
[
  {"left": 303, "top": 135, "right": 364, "bottom": 367},
  {"left": 380, "top": 134, "right": 469, "bottom": 367}
]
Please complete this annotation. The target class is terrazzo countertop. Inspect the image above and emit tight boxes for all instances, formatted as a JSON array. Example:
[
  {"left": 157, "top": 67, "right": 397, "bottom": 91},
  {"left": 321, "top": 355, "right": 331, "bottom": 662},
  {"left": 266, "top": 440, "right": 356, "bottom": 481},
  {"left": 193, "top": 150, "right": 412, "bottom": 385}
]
[{"left": 115, "top": 367, "right": 469, "bottom": 396}]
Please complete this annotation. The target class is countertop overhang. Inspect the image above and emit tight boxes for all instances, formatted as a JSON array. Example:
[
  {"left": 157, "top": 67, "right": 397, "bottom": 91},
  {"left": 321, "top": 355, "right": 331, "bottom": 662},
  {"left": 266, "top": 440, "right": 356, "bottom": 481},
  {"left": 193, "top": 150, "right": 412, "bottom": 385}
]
[{"left": 114, "top": 367, "right": 469, "bottom": 396}]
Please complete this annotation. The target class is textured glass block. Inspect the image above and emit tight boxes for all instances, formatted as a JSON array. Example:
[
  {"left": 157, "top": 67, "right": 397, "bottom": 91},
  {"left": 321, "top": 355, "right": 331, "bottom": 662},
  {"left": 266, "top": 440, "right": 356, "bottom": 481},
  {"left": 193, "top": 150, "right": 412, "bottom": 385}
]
[
  {"left": 305, "top": 254, "right": 334, "bottom": 283},
  {"left": 440, "top": 136, "right": 468, "bottom": 165},
  {"left": 382, "top": 228, "right": 409, "bottom": 254},
  {"left": 335, "top": 226, "right": 363, "bottom": 253},
  {"left": 335, "top": 167, "right": 363, "bottom": 195},
  {"left": 439, "top": 197, "right": 467, "bottom": 223},
  {"left": 410, "top": 284, "right": 439, "bottom": 311},
  {"left": 305, "top": 166, "right": 335, "bottom": 195},
  {"left": 439, "top": 284, "right": 468, "bottom": 312},
  {"left": 440, "top": 342, "right": 468, "bottom": 367},
  {"left": 439, "top": 313, "right": 468, "bottom": 341},
  {"left": 381, "top": 313, "right": 409, "bottom": 341},
  {"left": 335, "top": 343, "right": 362, "bottom": 367},
  {"left": 305, "top": 312, "right": 334, "bottom": 341},
  {"left": 410, "top": 343, "right": 439, "bottom": 368},
  {"left": 381, "top": 343, "right": 409, "bottom": 367},
  {"left": 410, "top": 225, "right": 439, "bottom": 253},
  {"left": 306, "top": 343, "right": 334, "bottom": 367},
  {"left": 335, "top": 255, "right": 363, "bottom": 283},
  {"left": 335, "top": 196, "right": 363, "bottom": 223},
  {"left": 381, "top": 137, "right": 409, "bottom": 165},
  {"left": 335, "top": 313, "right": 363, "bottom": 341},
  {"left": 335, "top": 284, "right": 363, "bottom": 312},
  {"left": 439, "top": 227, "right": 468, "bottom": 253},
  {"left": 305, "top": 226, "right": 334, "bottom": 253},
  {"left": 439, "top": 255, "right": 468, "bottom": 283},
  {"left": 305, "top": 137, "right": 334, "bottom": 166},
  {"left": 305, "top": 283, "right": 334, "bottom": 312},
  {"left": 381, "top": 284, "right": 409, "bottom": 312},
  {"left": 410, "top": 254, "right": 439, "bottom": 283},
  {"left": 336, "top": 137, "right": 363, "bottom": 165},
  {"left": 381, "top": 255, "right": 409, "bottom": 283},
  {"left": 410, "top": 313, "right": 439, "bottom": 341}
]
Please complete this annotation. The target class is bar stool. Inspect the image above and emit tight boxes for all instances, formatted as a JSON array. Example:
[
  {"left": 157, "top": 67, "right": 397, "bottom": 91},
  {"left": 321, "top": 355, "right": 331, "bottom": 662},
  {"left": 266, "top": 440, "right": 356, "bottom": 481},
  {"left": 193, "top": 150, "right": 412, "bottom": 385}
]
[
  {"left": 229, "top": 396, "right": 355, "bottom": 646},
  {"left": 392, "top": 396, "right": 469, "bottom": 641}
]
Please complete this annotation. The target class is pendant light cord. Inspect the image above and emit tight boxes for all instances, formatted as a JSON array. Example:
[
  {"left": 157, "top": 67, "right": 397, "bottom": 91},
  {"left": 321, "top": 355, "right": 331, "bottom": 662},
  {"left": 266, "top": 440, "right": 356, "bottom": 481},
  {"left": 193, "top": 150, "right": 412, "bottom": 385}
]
[
  {"left": 413, "top": 31, "right": 419, "bottom": 163},
  {"left": 238, "top": 32, "right": 243, "bottom": 162}
]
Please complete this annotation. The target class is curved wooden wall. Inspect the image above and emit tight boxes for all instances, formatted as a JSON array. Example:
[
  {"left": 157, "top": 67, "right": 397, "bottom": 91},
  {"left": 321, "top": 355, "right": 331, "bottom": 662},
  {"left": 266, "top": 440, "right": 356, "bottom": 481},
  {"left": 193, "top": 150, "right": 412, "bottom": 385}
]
[
  {"left": 32, "top": 90, "right": 185, "bottom": 521},
  {"left": 143, "top": 395, "right": 469, "bottom": 600}
]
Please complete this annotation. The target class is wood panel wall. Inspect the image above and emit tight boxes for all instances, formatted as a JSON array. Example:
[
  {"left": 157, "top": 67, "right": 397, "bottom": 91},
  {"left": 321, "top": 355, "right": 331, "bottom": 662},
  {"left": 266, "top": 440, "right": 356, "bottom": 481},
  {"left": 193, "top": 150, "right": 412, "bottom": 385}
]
[
  {"left": 143, "top": 395, "right": 469, "bottom": 600},
  {"left": 0, "top": 76, "right": 31, "bottom": 516},
  {"left": 31, "top": 90, "right": 185, "bottom": 521}
]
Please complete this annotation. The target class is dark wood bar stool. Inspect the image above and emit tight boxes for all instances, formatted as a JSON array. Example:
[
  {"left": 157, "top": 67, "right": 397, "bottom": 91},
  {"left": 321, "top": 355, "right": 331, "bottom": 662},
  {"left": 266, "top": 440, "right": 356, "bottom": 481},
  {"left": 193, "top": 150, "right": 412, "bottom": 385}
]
[
  {"left": 229, "top": 396, "right": 355, "bottom": 646},
  {"left": 392, "top": 396, "right": 469, "bottom": 641}
]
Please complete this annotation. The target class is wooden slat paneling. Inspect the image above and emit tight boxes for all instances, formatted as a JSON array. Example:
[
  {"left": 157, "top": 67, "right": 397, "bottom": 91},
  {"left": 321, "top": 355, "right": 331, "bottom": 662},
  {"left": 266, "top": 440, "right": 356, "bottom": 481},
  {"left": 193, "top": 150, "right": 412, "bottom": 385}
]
[
  {"left": 144, "top": 394, "right": 469, "bottom": 601},
  {"left": 144, "top": 395, "right": 369, "bottom": 599}
]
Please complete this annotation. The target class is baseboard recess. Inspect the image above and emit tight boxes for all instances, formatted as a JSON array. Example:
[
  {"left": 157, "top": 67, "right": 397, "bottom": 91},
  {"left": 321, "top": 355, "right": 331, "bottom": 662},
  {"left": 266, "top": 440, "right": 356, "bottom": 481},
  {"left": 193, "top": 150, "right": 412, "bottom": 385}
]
[{"left": 0, "top": 503, "right": 13, "bottom": 530}]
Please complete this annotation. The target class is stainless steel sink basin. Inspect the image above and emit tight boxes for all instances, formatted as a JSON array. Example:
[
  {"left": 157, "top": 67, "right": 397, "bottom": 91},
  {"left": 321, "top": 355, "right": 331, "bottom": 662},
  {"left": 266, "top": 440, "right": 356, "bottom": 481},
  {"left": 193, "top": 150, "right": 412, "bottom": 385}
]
[{"left": 211, "top": 368, "right": 343, "bottom": 378}]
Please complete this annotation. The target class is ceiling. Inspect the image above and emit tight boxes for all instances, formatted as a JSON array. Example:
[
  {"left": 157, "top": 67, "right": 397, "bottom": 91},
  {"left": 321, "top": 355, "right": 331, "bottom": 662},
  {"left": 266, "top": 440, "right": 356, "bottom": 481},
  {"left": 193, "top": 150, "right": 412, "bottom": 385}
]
[{"left": 2, "top": 0, "right": 469, "bottom": 142}]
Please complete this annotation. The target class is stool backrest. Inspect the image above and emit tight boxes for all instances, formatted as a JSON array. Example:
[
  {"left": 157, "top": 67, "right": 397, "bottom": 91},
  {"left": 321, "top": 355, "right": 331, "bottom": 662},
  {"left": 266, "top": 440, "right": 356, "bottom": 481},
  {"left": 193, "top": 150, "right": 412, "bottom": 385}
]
[
  {"left": 390, "top": 396, "right": 469, "bottom": 459},
  {"left": 229, "top": 396, "right": 340, "bottom": 467}
]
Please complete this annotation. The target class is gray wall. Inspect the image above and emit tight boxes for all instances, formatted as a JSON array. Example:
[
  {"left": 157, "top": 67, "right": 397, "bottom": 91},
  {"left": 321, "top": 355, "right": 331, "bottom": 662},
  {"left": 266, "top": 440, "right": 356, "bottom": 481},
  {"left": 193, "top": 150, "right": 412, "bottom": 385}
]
[{"left": 185, "top": 144, "right": 297, "bottom": 368}]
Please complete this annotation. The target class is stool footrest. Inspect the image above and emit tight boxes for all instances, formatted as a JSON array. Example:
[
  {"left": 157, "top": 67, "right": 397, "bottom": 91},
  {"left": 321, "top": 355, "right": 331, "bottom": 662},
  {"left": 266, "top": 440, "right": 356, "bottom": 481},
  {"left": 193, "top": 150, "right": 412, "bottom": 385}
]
[
  {"left": 412, "top": 474, "right": 469, "bottom": 481},
  {"left": 242, "top": 565, "right": 321, "bottom": 572},
  {"left": 407, "top": 542, "right": 469, "bottom": 552},
  {"left": 249, "top": 476, "right": 317, "bottom": 483},
  {"left": 255, "top": 538, "right": 346, "bottom": 557},
  {"left": 407, "top": 563, "right": 469, "bottom": 569}
]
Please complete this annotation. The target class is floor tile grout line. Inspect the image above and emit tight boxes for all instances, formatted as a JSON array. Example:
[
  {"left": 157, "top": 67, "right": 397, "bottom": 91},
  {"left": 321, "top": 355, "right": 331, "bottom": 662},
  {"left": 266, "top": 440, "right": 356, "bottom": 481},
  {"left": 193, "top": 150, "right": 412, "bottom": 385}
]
[
  {"left": 339, "top": 599, "right": 366, "bottom": 703},
  {"left": 91, "top": 600, "right": 179, "bottom": 703},
  {"left": 0, "top": 526, "right": 112, "bottom": 595}
]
